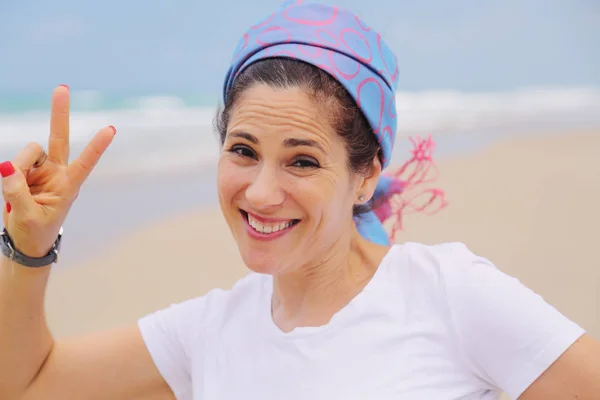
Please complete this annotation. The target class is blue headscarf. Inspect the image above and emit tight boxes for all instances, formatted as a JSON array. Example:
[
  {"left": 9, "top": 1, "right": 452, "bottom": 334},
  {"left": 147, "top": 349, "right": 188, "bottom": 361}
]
[{"left": 223, "top": 0, "right": 445, "bottom": 245}]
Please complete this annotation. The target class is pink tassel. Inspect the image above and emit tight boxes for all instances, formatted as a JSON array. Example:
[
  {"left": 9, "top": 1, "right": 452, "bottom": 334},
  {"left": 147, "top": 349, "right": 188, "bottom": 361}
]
[{"left": 375, "top": 135, "right": 448, "bottom": 241}]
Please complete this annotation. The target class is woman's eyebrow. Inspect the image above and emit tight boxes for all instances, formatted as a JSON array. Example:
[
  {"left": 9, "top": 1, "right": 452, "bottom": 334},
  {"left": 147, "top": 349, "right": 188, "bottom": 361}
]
[
  {"left": 229, "top": 132, "right": 325, "bottom": 153},
  {"left": 283, "top": 138, "right": 325, "bottom": 153},
  {"left": 229, "top": 132, "right": 258, "bottom": 144}
]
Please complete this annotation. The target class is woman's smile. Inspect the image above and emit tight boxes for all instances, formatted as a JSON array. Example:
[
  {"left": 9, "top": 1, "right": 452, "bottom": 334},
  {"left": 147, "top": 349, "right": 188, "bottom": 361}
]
[{"left": 240, "top": 209, "right": 300, "bottom": 241}]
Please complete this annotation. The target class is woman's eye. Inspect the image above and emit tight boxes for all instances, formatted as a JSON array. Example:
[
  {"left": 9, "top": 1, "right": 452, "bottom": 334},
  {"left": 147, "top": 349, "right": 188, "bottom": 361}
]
[
  {"left": 291, "top": 158, "right": 320, "bottom": 169},
  {"left": 229, "top": 144, "right": 256, "bottom": 159}
]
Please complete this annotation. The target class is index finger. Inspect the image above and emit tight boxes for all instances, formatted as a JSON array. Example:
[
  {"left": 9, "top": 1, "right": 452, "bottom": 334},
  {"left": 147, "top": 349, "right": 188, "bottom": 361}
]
[{"left": 48, "top": 85, "right": 71, "bottom": 165}]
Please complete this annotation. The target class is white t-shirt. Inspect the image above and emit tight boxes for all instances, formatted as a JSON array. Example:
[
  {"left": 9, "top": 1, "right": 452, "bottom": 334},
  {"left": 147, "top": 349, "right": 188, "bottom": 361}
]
[{"left": 137, "top": 242, "right": 585, "bottom": 400}]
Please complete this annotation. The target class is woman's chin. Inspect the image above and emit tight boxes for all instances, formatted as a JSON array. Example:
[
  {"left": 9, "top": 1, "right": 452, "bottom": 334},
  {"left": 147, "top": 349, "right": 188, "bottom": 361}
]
[{"left": 239, "top": 245, "right": 288, "bottom": 275}]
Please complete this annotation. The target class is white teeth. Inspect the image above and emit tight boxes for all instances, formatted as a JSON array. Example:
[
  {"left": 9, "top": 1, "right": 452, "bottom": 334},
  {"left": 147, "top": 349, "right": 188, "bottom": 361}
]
[{"left": 246, "top": 214, "right": 295, "bottom": 234}]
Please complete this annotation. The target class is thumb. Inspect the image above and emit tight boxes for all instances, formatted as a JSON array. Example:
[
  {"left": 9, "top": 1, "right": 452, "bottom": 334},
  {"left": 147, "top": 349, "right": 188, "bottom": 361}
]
[{"left": 0, "top": 161, "right": 37, "bottom": 216}]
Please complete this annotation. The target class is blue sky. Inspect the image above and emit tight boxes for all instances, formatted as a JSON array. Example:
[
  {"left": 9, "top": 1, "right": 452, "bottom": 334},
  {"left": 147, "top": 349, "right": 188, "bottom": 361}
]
[{"left": 1, "top": 0, "right": 598, "bottom": 96}]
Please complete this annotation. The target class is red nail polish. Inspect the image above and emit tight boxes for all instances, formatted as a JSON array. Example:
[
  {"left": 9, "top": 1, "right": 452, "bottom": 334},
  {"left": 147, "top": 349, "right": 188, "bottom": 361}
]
[
  {"left": 59, "top": 84, "right": 70, "bottom": 90},
  {"left": 108, "top": 125, "right": 117, "bottom": 135},
  {"left": 0, "top": 161, "right": 15, "bottom": 178},
  {"left": 6, "top": 203, "right": 11, "bottom": 213}
]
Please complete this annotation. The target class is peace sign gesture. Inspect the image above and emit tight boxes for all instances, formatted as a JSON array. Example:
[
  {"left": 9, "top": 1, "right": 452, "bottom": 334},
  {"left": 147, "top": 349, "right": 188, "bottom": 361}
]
[{"left": 0, "top": 85, "right": 116, "bottom": 260}]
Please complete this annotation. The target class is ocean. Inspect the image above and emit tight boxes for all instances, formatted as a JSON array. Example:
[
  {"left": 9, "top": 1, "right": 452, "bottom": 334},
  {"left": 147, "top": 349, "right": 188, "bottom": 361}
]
[
  {"left": 2, "top": 87, "right": 600, "bottom": 179},
  {"left": 1, "top": 87, "right": 599, "bottom": 267}
]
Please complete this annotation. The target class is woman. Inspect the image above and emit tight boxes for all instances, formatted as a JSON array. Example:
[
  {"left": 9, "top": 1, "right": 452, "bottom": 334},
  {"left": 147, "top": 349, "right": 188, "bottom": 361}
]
[{"left": 0, "top": 1, "right": 598, "bottom": 399}]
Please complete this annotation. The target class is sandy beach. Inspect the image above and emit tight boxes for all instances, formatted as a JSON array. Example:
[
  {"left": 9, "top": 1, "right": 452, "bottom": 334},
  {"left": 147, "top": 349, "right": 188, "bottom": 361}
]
[{"left": 45, "top": 130, "right": 600, "bottom": 351}]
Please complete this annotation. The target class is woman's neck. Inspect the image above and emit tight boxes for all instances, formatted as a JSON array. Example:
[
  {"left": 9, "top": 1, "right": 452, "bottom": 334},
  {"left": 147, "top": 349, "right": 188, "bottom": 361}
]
[{"left": 270, "top": 230, "right": 390, "bottom": 333}]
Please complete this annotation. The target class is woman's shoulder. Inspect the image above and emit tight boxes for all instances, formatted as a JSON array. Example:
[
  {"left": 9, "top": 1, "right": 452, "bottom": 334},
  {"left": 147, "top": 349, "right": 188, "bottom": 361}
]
[
  {"left": 383, "top": 241, "right": 526, "bottom": 309},
  {"left": 389, "top": 241, "right": 568, "bottom": 329},
  {"left": 387, "top": 241, "right": 496, "bottom": 281},
  {"left": 138, "top": 272, "right": 269, "bottom": 334},
  {"left": 395, "top": 240, "right": 483, "bottom": 261}
]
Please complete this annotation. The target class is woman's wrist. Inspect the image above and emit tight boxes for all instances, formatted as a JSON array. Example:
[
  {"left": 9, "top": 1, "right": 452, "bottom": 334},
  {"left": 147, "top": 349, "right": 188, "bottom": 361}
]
[
  {"left": 0, "top": 228, "right": 62, "bottom": 268},
  {"left": 1, "top": 254, "right": 52, "bottom": 276}
]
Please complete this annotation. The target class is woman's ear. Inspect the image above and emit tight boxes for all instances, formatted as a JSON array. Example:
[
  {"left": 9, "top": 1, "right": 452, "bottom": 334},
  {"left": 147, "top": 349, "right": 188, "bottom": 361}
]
[{"left": 356, "top": 156, "right": 382, "bottom": 204}]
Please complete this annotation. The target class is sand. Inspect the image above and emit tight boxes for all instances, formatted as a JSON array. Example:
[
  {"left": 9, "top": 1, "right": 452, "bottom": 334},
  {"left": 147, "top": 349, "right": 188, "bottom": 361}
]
[{"left": 44, "top": 130, "right": 600, "bottom": 395}]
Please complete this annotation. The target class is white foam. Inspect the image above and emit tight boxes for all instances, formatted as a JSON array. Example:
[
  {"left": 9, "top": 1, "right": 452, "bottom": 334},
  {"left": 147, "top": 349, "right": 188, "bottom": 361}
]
[{"left": 394, "top": 87, "right": 600, "bottom": 134}]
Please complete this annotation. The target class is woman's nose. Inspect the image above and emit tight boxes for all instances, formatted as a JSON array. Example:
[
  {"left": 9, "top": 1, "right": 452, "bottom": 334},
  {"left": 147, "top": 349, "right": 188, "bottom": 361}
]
[{"left": 245, "top": 165, "right": 285, "bottom": 209}]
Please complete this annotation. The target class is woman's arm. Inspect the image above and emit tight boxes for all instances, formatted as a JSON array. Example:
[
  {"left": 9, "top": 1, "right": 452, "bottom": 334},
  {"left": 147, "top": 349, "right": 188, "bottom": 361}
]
[
  {"left": 518, "top": 333, "right": 600, "bottom": 400},
  {"left": 0, "top": 257, "right": 175, "bottom": 400},
  {"left": 23, "top": 324, "right": 175, "bottom": 400},
  {"left": 0, "top": 257, "right": 53, "bottom": 398}
]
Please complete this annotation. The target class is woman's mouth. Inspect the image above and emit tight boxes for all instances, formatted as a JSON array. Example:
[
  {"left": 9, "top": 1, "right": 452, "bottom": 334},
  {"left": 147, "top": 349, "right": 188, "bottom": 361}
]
[{"left": 240, "top": 210, "right": 299, "bottom": 239}]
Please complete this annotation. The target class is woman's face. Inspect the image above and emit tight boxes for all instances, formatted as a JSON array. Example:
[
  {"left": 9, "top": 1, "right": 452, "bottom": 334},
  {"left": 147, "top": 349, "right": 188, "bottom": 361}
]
[{"left": 217, "top": 83, "right": 374, "bottom": 275}]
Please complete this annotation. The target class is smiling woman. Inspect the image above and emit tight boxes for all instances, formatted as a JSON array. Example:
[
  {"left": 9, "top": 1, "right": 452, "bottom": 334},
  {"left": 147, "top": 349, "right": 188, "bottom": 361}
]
[
  {"left": 0, "top": 1, "right": 599, "bottom": 400},
  {"left": 215, "top": 60, "right": 385, "bottom": 274}
]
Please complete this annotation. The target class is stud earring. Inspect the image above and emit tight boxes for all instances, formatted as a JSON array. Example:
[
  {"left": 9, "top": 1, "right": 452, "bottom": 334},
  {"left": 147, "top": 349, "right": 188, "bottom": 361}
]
[{"left": 358, "top": 195, "right": 365, "bottom": 202}]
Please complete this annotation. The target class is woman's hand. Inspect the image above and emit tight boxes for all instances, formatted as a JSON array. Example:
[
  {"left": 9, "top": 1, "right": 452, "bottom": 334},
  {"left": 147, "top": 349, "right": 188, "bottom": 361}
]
[{"left": 0, "top": 85, "right": 116, "bottom": 259}]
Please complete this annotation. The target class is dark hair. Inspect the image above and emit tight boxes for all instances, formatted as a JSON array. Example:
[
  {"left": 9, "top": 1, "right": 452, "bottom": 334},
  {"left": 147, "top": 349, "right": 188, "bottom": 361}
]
[{"left": 214, "top": 58, "right": 382, "bottom": 216}]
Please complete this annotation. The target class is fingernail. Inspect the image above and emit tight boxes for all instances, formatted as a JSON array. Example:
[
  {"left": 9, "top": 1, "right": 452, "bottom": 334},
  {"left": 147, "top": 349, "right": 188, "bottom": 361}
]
[
  {"left": 6, "top": 203, "right": 11, "bottom": 213},
  {"left": 59, "top": 84, "right": 70, "bottom": 90},
  {"left": 108, "top": 125, "right": 117, "bottom": 135},
  {"left": 0, "top": 161, "right": 15, "bottom": 178}
]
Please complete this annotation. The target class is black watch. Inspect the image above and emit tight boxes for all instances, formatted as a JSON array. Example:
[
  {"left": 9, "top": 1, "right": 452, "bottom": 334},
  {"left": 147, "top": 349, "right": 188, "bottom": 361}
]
[{"left": 0, "top": 227, "right": 63, "bottom": 268}]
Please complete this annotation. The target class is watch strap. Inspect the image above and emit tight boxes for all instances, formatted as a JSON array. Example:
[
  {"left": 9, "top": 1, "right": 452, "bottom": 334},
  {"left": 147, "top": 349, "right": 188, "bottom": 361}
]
[{"left": 0, "top": 227, "right": 63, "bottom": 268}]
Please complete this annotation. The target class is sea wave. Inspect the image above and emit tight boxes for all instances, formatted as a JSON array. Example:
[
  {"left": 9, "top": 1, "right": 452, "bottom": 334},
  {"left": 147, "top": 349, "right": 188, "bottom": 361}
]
[{"left": 1, "top": 87, "right": 598, "bottom": 177}]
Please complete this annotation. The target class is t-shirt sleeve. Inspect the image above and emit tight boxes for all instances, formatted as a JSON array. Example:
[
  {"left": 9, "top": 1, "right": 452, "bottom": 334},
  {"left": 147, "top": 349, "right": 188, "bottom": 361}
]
[
  {"left": 137, "top": 288, "right": 228, "bottom": 400},
  {"left": 441, "top": 243, "right": 586, "bottom": 400}
]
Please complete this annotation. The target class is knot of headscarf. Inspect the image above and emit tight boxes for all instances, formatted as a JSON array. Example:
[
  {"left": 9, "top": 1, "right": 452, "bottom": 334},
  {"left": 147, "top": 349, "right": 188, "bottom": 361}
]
[{"left": 222, "top": 0, "right": 446, "bottom": 245}]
